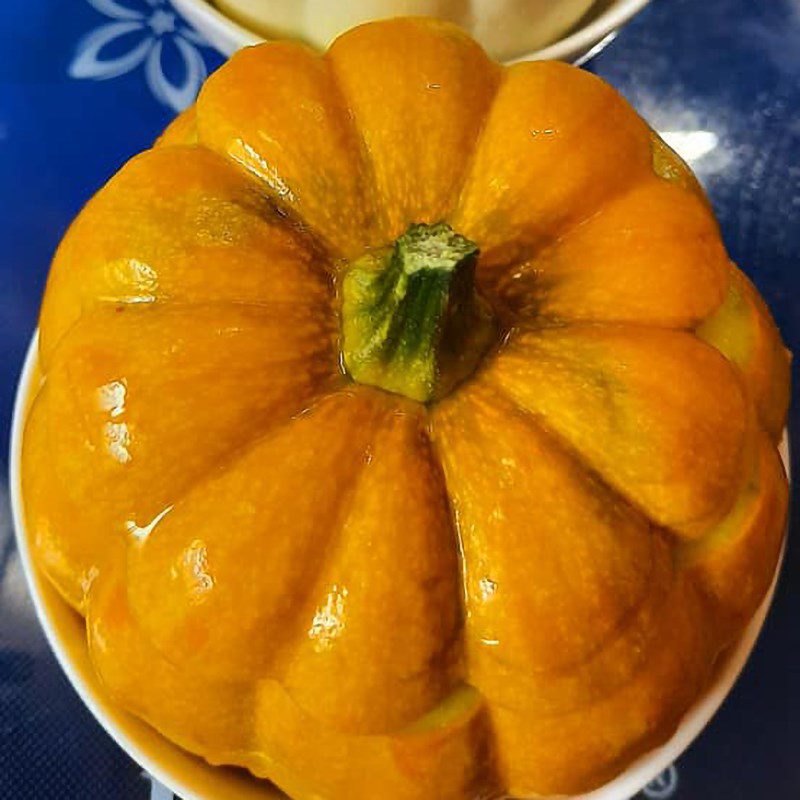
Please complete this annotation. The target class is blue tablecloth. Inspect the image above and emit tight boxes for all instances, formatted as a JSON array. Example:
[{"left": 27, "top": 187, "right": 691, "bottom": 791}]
[{"left": 1, "top": 1, "right": 798, "bottom": 797}]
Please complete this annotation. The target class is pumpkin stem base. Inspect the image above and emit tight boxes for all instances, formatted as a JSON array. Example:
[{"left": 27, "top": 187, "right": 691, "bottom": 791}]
[{"left": 341, "top": 222, "right": 496, "bottom": 403}]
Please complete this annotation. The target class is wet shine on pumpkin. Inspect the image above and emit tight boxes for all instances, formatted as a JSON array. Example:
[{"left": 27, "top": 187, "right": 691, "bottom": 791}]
[{"left": 22, "top": 17, "right": 789, "bottom": 799}]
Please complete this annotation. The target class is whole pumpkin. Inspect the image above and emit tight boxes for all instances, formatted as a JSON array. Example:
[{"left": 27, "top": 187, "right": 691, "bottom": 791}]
[{"left": 22, "top": 17, "right": 790, "bottom": 800}]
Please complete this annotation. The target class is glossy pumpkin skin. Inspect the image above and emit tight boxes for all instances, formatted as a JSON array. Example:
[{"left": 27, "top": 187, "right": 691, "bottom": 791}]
[{"left": 22, "top": 18, "right": 790, "bottom": 799}]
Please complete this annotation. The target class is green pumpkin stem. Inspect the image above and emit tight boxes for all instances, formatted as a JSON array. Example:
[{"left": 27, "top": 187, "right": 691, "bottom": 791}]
[{"left": 341, "top": 222, "right": 496, "bottom": 402}]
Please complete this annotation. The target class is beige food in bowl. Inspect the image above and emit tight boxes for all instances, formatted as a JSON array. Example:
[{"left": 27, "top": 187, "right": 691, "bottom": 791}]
[{"left": 212, "top": 0, "right": 597, "bottom": 59}]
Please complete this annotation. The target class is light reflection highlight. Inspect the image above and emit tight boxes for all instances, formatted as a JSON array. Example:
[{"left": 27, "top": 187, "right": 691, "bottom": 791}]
[
  {"left": 103, "top": 421, "right": 131, "bottom": 464},
  {"left": 309, "top": 584, "right": 348, "bottom": 652},
  {"left": 181, "top": 538, "right": 214, "bottom": 602},
  {"left": 659, "top": 130, "right": 719, "bottom": 163},
  {"left": 125, "top": 505, "right": 173, "bottom": 542},
  {"left": 229, "top": 138, "right": 296, "bottom": 202},
  {"left": 97, "top": 379, "right": 127, "bottom": 418}
]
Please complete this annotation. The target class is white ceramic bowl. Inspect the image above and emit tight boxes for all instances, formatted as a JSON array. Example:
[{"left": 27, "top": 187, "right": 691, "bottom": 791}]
[
  {"left": 10, "top": 333, "right": 789, "bottom": 800},
  {"left": 171, "top": 0, "right": 651, "bottom": 64}
]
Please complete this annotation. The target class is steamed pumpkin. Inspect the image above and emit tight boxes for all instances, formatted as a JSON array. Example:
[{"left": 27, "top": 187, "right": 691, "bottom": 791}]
[{"left": 22, "top": 17, "right": 789, "bottom": 799}]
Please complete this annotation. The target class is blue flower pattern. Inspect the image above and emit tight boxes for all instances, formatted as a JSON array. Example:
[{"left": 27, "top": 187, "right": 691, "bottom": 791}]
[
  {"left": 642, "top": 764, "right": 679, "bottom": 799},
  {"left": 69, "top": 0, "right": 211, "bottom": 112}
]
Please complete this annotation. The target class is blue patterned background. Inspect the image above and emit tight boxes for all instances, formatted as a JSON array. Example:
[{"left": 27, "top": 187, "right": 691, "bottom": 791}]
[{"left": 1, "top": 0, "right": 798, "bottom": 797}]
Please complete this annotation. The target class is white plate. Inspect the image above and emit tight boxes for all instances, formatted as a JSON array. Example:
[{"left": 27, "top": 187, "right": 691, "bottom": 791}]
[
  {"left": 9, "top": 332, "right": 789, "bottom": 800},
  {"left": 171, "top": 0, "right": 652, "bottom": 64}
]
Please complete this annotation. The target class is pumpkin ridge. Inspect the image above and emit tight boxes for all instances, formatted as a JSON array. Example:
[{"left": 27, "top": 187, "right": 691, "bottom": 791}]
[
  {"left": 24, "top": 379, "right": 96, "bottom": 612},
  {"left": 677, "top": 428, "right": 779, "bottom": 562},
  {"left": 122, "top": 387, "right": 389, "bottom": 683},
  {"left": 454, "top": 64, "right": 651, "bottom": 269},
  {"left": 42, "top": 298, "right": 342, "bottom": 385},
  {"left": 85, "top": 563, "right": 260, "bottom": 764},
  {"left": 267, "top": 393, "right": 467, "bottom": 736},
  {"left": 174, "top": 142, "right": 340, "bottom": 272},
  {"left": 195, "top": 41, "right": 380, "bottom": 260},
  {"left": 473, "top": 198, "right": 606, "bottom": 303},
  {"left": 465, "top": 88, "right": 623, "bottom": 272},
  {"left": 27, "top": 303, "right": 344, "bottom": 613},
  {"left": 431, "top": 383, "right": 675, "bottom": 677},
  {"left": 696, "top": 264, "right": 791, "bottom": 440},
  {"left": 39, "top": 144, "right": 336, "bottom": 363},
  {"left": 481, "top": 186, "right": 730, "bottom": 330},
  {"left": 178, "top": 141, "right": 340, "bottom": 275},
  {"left": 154, "top": 105, "right": 198, "bottom": 148},
  {"left": 440, "top": 65, "right": 503, "bottom": 229},
  {"left": 405, "top": 410, "right": 468, "bottom": 690},
  {"left": 321, "top": 50, "right": 390, "bottom": 245},
  {"left": 486, "top": 323, "right": 751, "bottom": 536},
  {"left": 265, "top": 397, "right": 393, "bottom": 686},
  {"left": 327, "top": 17, "right": 501, "bottom": 241},
  {"left": 142, "top": 383, "right": 356, "bottom": 540},
  {"left": 424, "top": 409, "right": 472, "bottom": 688},
  {"left": 478, "top": 362, "right": 693, "bottom": 544}
]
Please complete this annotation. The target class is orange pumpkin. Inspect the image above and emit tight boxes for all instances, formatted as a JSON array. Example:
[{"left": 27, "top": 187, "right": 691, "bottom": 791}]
[{"left": 21, "top": 17, "right": 789, "bottom": 799}]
